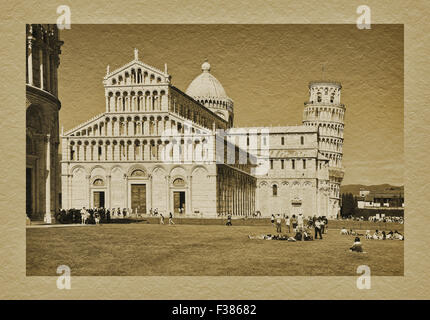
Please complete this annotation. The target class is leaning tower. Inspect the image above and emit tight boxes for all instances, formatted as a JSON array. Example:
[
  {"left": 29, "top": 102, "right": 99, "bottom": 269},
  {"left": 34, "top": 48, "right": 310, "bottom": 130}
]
[{"left": 302, "top": 81, "right": 346, "bottom": 218}]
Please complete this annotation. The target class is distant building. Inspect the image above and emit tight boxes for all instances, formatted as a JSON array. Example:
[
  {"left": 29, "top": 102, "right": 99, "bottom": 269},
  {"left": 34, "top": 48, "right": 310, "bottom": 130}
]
[{"left": 357, "top": 190, "right": 404, "bottom": 209}]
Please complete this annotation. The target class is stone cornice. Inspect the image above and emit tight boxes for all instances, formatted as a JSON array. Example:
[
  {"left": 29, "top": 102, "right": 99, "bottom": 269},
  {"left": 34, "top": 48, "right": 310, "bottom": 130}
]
[{"left": 26, "top": 84, "right": 61, "bottom": 110}]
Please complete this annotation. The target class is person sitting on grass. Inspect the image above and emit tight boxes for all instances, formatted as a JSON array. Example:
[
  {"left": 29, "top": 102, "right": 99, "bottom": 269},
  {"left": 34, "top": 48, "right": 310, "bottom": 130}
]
[
  {"left": 294, "top": 229, "right": 303, "bottom": 241},
  {"left": 303, "top": 229, "right": 313, "bottom": 241},
  {"left": 365, "top": 230, "right": 372, "bottom": 239},
  {"left": 350, "top": 237, "right": 364, "bottom": 253},
  {"left": 373, "top": 229, "right": 382, "bottom": 240},
  {"left": 340, "top": 227, "right": 348, "bottom": 235},
  {"left": 394, "top": 230, "right": 404, "bottom": 240}
]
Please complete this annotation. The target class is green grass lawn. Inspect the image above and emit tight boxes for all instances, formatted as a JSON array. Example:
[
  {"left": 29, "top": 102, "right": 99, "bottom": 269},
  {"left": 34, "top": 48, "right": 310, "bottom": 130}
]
[{"left": 26, "top": 223, "right": 403, "bottom": 276}]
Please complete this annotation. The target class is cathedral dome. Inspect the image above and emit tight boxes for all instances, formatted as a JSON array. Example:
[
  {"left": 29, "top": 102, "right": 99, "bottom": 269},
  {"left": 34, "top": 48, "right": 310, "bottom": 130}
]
[{"left": 186, "top": 60, "right": 229, "bottom": 100}]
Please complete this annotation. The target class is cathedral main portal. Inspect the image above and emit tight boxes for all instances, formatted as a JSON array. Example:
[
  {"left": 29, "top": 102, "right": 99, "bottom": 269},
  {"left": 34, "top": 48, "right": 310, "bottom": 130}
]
[{"left": 131, "top": 184, "right": 147, "bottom": 214}]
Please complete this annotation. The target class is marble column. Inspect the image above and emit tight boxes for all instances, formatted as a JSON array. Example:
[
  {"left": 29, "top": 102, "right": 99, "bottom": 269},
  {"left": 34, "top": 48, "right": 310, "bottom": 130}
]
[
  {"left": 44, "top": 134, "right": 52, "bottom": 223},
  {"left": 107, "top": 175, "right": 111, "bottom": 209},
  {"left": 39, "top": 48, "right": 44, "bottom": 90},
  {"left": 27, "top": 39, "right": 33, "bottom": 85}
]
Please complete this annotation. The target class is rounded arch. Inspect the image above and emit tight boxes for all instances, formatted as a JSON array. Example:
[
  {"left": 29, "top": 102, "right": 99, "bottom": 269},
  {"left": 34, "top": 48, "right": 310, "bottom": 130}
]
[
  {"left": 70, "top": 164, "right": 89, "bottom": 176},
  {"left": 90, "top": 165, "right": 106, "bottom": 175},
  {"left": 170, "top": 165, "right": 188, "bottom": 177},
  {"left": 151, "top": 165, "right": 167, "bottom": 175},
  {"left": 126, "top": 164, "right": 148, "bottom": 177},
  {"left": 191, "top": 165, "right": 208, "bottom": 176},
  {"left": 91, "top": 175, "right": 106, "bottom": 186},
  {"left": 171, "top": 176, "right": 187, "bottom": 187},
  {"left": 109, "top": 165, "right": 125, "bottom": 175}
]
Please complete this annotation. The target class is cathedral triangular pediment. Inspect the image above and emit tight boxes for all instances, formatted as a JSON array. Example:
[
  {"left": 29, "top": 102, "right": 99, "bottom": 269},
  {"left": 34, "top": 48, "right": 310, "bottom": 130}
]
[
  {"left": 63, "top": 112, "right": 107, "bottom": 137},
  {"left": 103, "top": 59, "right": 169, "bottom": 85}
]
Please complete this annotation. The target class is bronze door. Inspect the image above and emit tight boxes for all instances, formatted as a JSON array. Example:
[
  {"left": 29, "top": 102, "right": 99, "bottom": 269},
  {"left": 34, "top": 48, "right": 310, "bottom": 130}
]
[
  {"left": 93, "top": 191, "right": 105, "bottom": 208},
  {"left": 131, "top": 184, "right": 146, "bottom": 214},
  {"left": 173, "top": 191, "right": 185, "bottom": 214}
]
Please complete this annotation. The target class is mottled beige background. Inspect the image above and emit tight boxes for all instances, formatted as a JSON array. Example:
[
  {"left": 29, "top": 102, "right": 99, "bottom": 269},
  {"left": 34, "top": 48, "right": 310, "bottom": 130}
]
[{"left": 0, "top": 0, "right": 429, "bottom": 299}]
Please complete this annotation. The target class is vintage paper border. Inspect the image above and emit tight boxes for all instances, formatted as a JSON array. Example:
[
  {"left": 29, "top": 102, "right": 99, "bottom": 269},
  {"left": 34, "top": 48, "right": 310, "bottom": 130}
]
[{"left": 0, "top": 0, "right": 429, "bottom": 299}]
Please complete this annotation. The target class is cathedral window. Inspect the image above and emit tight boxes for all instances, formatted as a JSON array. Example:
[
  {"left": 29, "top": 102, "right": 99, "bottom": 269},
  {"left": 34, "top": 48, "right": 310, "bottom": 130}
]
[
  {"left": 270, "top": 159, "right": 273, "bottom": 170},
  {"left": 281, "top": 137, "right": 284, "bottom": 145},
  {"left": 281, "top": 159, "right": 284, "bottom": 169},
  {"left": 303, "top": 159, "right": 306, "bottom": 169},
  {"left": 300, "top": 136, "right": 304, "bottom": 145},
  {"left": 272, "top": 185, "right": 278, "bottom": 197},
  {"left": 292, "top": 159, "right": 295, "bottom": 169}
]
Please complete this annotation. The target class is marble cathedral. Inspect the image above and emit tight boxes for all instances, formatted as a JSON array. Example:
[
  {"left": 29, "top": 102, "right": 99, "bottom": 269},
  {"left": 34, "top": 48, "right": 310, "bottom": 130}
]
[{"left": 61, "top": 49, "right": 345, "bottom": 219}]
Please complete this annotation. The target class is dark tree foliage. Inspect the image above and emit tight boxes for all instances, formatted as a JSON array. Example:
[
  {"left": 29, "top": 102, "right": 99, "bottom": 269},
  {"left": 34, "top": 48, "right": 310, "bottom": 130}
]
[{"left": 341, "top": 193, "right": 357, "bottom": 217}]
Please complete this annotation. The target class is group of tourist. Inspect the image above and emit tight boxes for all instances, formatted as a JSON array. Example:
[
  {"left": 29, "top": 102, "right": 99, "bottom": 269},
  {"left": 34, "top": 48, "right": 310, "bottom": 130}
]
[
  {"left": 341, "top": 216, "right": 404, "bottom": 223},
  {"left": 55, "top": 206, "right": 176, "bottom": 225},
  {"left": 55, "top": 207, "right": 111, "bottom": 224},
  {"left": 270, "top": 213, "right": 328, "bottom": 240},
  {"left": 368, "top": 216, "right": 404, "bottom": 224},
  {"left": 340, "top": 227, "right": 404, "bottom": 240},
  {"left": 365, "top": 229, "right": 404, "bottom": 240},
  {"left": 248, "top": 214, "right": 329, "bottom": 241}
]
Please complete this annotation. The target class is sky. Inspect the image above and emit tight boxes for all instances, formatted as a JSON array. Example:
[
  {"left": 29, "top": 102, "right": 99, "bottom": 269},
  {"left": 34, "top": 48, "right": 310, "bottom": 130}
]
[{"left": 57, "top": 24, "right": 404, "bottom": 186}]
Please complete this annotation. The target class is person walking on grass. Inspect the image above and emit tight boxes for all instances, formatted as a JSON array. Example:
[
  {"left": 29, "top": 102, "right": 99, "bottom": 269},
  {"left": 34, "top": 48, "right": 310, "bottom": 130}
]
[
  {"left": 169, "top": 212, "right": 175, "bottom": 225},
  {"left": 314, "top": 217, "right": 323, "bottom": 240},
  {"left": 271, "top": 214, "right": 275, "bottom": 226},
  {"left": 160, "top": 213, "right": 165, "bottom": 225},
  {"left": 276, "top": 214, "right": 282, "bottom": 233},
  {"left": 226, "top": 213, "right": 232, "bottom": 226}
]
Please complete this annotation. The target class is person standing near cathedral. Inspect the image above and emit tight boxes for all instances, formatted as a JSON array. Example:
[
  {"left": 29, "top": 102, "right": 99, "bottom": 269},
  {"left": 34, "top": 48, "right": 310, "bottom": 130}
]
[
  {"left": 276, "top": 214, "right": 282, "bottom": 233},
  {"left": 314, "top": 217, "right": 323, "bottom": 240},
  {"left": 271, "top": 214, "right": 275, "bottom": 226},
  {"left": 160, "top": 213, "right": 165, "bottom": 225},
  {"left": 80, "top": 207, "right": 87, "bottom": 225},
  {"left": 291, "top": 215, "right": 298, "bottom": 232},
  {"left": 285, "top": 215, "right": 291, "bottom": 233},
  {"left": 297, "top": 213, "right": 304, "bottom": 231}
]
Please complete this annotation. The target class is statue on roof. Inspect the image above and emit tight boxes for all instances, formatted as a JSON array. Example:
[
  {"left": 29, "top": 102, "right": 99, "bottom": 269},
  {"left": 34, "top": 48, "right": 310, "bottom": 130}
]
[{"left": 134, "top": 48, "right": 139, "bottom": 60}]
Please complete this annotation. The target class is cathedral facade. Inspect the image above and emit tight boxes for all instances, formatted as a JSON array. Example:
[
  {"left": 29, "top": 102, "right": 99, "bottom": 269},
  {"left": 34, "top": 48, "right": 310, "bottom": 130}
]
[{"left": 61, "top": 50, "right": 345, "bottom": 219}]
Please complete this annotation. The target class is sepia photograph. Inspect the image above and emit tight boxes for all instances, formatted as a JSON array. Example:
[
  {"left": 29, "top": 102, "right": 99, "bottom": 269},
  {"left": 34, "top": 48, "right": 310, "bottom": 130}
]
[{"left": 25, "top": 24, "right": 404, "bottom": 277}]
